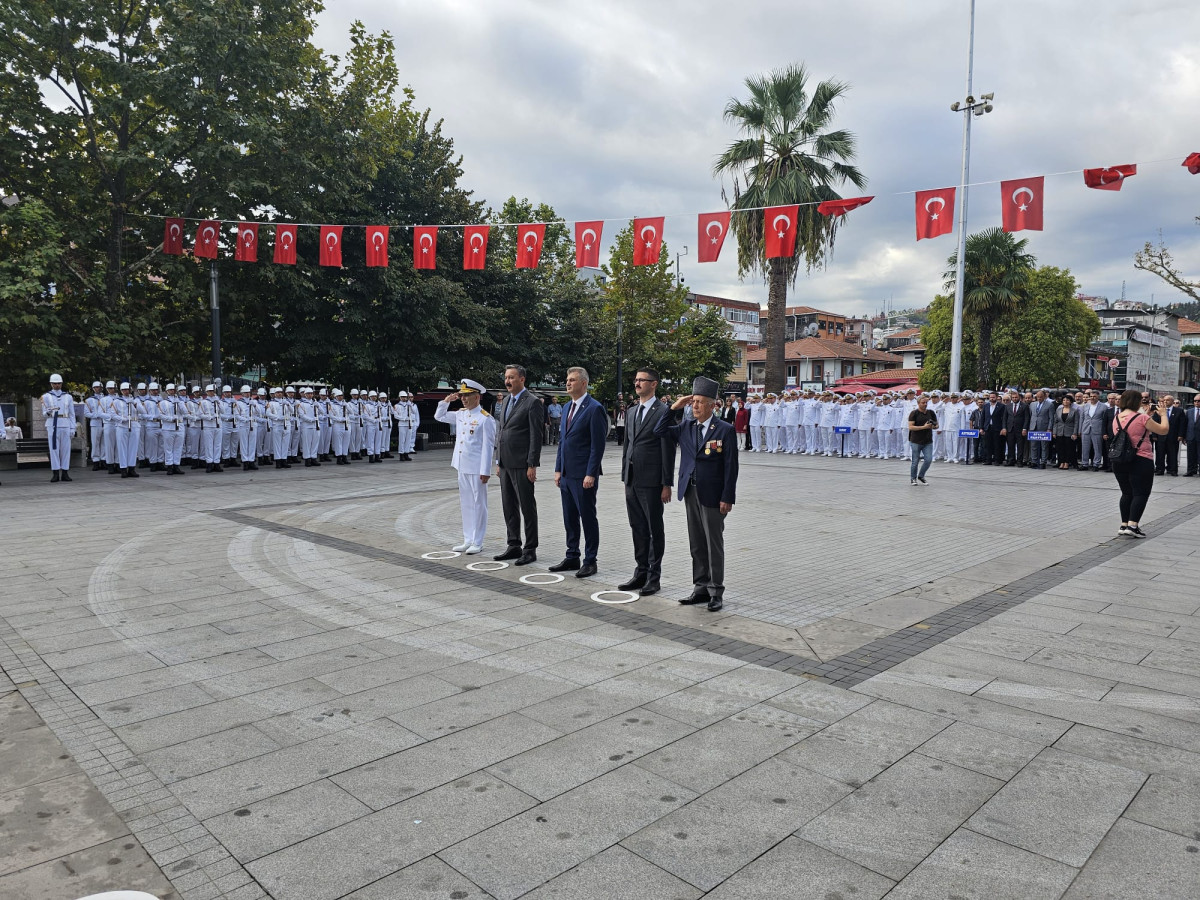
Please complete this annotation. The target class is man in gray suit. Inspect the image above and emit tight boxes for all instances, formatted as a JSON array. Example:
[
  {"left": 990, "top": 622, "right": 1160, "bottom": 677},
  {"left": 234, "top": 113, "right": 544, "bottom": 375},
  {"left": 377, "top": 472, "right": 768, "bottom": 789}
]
[
  {"left": 493, "top": 365, "right": 544, "bottom": 565},
  {"left": 1027, "top": 389, "right": 1055, "bottom": 469},
  {"left": 1079, "top": 389, "right": 1106, "bottom": 471},
  {"left": 618, "top": 367, "right": 676, "bottom": 596}
]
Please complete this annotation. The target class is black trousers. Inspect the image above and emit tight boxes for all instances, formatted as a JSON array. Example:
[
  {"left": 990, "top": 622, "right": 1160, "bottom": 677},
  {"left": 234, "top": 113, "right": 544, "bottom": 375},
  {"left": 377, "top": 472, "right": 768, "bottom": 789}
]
[
  {"left": 1005, "top": 431, "right": 1025, "bottom": 464},
  {"left": 1155, "top": 437, "right": 1180, "bottom": 475},
  {"left": 981, "top": 430, "right": 1004, "bottom": 463},
  {"left": 1187, "top": 439, "right": 1199, "bottom": 476},
  {"left": 1113, "top": 456, "right": 1155, "bottom": 522},
  {"left": 625, "top": 483, "right": 666, "bottom": 581},
  {"left": 499, "top": 465, "right": 538, "bottom": 550}
]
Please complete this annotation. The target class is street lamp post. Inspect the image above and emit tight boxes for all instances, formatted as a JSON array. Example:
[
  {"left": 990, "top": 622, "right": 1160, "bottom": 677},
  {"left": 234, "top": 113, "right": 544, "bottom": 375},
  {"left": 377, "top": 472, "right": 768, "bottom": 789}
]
[
  {"left": 675, "top": 246, "right": 688, "bottom": 286},
  {"left": 615, "top": 310, "right": 624, "bottom": 401},
  {"left": 948, "top": 0, "right": 994, "bottom": 393}
]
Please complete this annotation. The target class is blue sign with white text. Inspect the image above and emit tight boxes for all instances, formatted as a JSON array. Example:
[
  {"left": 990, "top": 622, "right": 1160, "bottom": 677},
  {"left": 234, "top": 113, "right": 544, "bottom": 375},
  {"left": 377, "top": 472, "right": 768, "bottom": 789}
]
[
  {"left": 1028, "top": 431, "right": 1052, "bottom": 442},
  {"left": 958, "top": 429, "right": 980, "bottom": 438}
]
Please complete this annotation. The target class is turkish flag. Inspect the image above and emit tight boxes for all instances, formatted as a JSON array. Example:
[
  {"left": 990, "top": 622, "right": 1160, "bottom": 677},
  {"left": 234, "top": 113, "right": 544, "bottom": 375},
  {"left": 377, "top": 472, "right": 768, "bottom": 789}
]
[
  {"left": 764, "top": 205, "right": 799, "bottom": 259},
  {"left": 697, "top": 212, "right": 730, "bottom": 263},
  {"left": 366, "top": 226, "right": 389, "bottom": 267},
  {"left": 1000, "top": 177, "right": 1044, "bottom": 233},
  {"left": 633, "top": 216, "right": 665, "bottom": 266},
  {"left": 915, "top": 188, "right": 956, "bottom": 240},
  {"left": 274, "top": 225, "right": 297, "bottom": 265},
  {"left": 1083, "top": 165, "right": 1136, "bottom": 191},
  {"left": 1183, "top": 153, "right": 1200, "bottom": 175},
  {"left": 163, "top": 218, "right": 185, "bottom": 255},
  {"left": 235, "top": 223, "right": 259, "bottom": 261},
  {"left": 817, "top": 196, "right": 874, "bottom": 217},
  {"left": 516, "top": 224, "right": 546, "bottom": 269},
  {"left": 414, "top": 226, "right": 437, "bottom": 270},
  {"left": 463, "top": 225, "right": 489, "bottom": 270},
  {"left": 319, "top": 225, "right": 343, "bottom": 267},
  {"left": 194, "top": 220, "right": 220, "bottom": 259},
  {"left": 575, "top": 221, "right": 603, "bottom": 268}
]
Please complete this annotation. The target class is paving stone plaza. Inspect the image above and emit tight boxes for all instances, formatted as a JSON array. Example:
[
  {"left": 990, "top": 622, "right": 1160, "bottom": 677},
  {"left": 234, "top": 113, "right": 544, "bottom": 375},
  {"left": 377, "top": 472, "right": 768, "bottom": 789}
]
[{"left": 3, "top": 445, "right": 1200, "bottom": 899}]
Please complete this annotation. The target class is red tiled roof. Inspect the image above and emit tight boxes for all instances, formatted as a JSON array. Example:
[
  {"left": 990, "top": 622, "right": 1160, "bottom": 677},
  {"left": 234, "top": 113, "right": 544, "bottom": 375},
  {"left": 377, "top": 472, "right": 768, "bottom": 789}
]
[
  {"left": 689, "top": 293, "right": 761, "bottom": 312},
  {"left": 1178, "top": 317, "right": 1200, "bottom": 335},
  {"left": 889, "top": 327, "right": 922, "bottom": 339},
  {"left": 895, "top": 343, "right": 926, "bottom": 352},
  {"left": 841, "top": 368, "right": 924, "bottom": 384},
  {"left": 745, "top": 338, "right": 903, "bottom": 364}
]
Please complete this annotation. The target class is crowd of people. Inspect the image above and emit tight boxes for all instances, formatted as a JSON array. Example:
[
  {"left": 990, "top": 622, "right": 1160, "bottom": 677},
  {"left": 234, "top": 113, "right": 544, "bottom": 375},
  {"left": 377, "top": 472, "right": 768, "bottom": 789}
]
[{"left": 33, "top": 375, "right": 422, "bottom": 482}]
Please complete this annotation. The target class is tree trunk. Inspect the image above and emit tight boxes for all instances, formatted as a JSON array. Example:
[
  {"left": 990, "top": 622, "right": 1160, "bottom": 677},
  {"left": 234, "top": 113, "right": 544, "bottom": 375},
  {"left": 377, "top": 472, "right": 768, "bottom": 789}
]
[{"left": 764, "top": 259, "right": 788, "bottom": 394}]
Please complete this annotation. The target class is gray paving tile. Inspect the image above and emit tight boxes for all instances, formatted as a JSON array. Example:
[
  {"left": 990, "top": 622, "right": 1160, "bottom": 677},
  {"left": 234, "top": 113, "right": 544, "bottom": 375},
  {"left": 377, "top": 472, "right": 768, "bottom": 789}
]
[
  {"left": 799, "top": 753, "right": 1002, "bottom": 880},
  {"left": 1061, "top": 818, "right": 1200, "bottom": 899},
  {"left": 1123, "top": 772, "right": 1200, "bottom": 839},
  {"left": 342, "top": 856, "right": 494, "bottom": 900},
  {"left": 139, "top": 723, "right": 281, "bottom": 784},
  {"left": 777, "top": 699, "right": 951, "bottom": 787},
  {"left": 966, "top": 747, "right": 1147, "bottom": 867},
  {"left": 333, "top": 713, "right": 562, "bottom": 810},
  {"left": 702, "top": 836, "right": 894, "bottom": 900},
  {"left": 390, "top": 671, "right": 578, "bottom": 739},
  {"left": 441, "top": 765, "right": 695, "bottom": 900},
  {"left": 487, "top": 707, "right": 694, "bottom": 800},
  {"left": 0, "top": 722, "right": 84, "bottom": 791},
  {"left": 0, "top": 834, "right": 180, "bottom": 900},
  {"left": 247, "top": 773, "right": 536, "bottom": 900},
  {"left": 204, "top": 780, "right": 372, "bottom": 862},
  {"left": 883, "top": 827, "right": 1078, "bottom": 900},
  {"left": 518, "top": 845, "right": 701, "bottom": 900},
  {"left": 624, "top": 756, "right": 852, "bottom": 890},
  {"left": 917, "top": 721, "right": 1046, "bottom": 780}
]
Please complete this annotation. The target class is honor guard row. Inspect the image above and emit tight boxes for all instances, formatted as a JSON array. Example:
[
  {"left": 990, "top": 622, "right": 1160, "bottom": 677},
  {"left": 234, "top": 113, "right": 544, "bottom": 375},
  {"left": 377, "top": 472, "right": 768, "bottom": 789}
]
[{"left": 43, "top": 375, "right": 422, "bottom": 481}]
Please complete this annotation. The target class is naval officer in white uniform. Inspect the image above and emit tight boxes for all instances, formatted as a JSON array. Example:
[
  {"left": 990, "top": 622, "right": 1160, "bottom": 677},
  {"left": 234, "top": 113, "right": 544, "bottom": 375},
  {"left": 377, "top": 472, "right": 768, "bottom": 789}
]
[{"left": 434, "top": 379, "right": 497, "bottom": 554}]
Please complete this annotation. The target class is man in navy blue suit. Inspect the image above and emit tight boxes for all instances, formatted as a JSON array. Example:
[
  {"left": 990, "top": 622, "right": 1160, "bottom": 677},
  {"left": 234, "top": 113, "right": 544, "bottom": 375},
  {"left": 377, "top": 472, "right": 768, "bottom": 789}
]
[
  {"left": 655, "top": 376, "right": 739, "bottom": 612},
  {"left": 550, "top": 366, "right": 608, "bottom": 578}
]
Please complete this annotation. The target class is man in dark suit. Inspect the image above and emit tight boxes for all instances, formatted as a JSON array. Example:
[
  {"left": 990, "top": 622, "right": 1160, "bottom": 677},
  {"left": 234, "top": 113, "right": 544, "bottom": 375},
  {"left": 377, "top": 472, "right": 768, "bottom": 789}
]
[
  {"left": 1185, "top": 395, "right": 1200, "bottom": 477},
  {"left": 618, "top": 367, "right": 675, "bottom": 597},
  {"left": 551, "top": 366, "right": 608, "bottom": 578},
  {"left": 1100, "top": 391, "right": 1120, "bottom": 472},
  {"left": 1155, "top": 394, "right": 1184, "bottom": 476},
  {"left": 1004, "top": 391, "right": 1029, "bottom": 466},
  {"left": 979, "top": 391, "right": 1010, "bottom": 465},
  {"left": 493, "top": 365, "right": 544, "bottom": 565},
  {"left": 655, "top": 376, "right": 739, "bottom": 612}
]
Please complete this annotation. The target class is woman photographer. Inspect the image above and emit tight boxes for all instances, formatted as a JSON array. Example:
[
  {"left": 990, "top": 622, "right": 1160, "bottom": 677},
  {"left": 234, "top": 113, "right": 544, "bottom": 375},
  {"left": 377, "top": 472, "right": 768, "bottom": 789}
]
[{"left": 1110, "top": 389, "right": 1170, "bottom": 538}]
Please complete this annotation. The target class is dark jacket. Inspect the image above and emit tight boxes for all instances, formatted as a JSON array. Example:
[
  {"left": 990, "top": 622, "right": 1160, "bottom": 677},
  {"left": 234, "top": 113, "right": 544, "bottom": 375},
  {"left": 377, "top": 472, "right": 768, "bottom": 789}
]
[
  {"left": 1049, "top": 406, "right": 1080, "bottom": 437},
  {"left": 620, "top": 399, "right": 676, "bottom": 488},
  {"left": 979, "top": 402, "right": 1011, "bottom": 433},
  {"left": 495, "top": 389, "right": 544, "bottom": 469},
  {"left": 655, "top": 409, "right": 739, "bottom": 508},
  {"left": 1006, "top": 400, "right": 1030, "bottom": 432},
  {"left": 555, "top": 395, "right": 607, "bottom": 479}
]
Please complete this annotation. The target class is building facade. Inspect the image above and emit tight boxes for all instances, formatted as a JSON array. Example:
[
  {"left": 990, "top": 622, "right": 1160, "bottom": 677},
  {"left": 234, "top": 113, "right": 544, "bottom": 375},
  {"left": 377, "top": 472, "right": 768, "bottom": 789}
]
[
  {"left": 745, "top": 338, "right": 902, "bottom": 391},
  {"left": 687, "top": 292, "right": 761, "bottom": 392}
]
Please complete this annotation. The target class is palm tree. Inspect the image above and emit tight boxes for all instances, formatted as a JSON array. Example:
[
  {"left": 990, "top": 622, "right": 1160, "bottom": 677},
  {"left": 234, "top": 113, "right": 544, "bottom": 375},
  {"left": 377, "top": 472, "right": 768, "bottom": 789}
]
[
  {"left": 715, "top": 64, "right": 866, "bottom": 393},
  {"left": 944, "top": 228, "right": 1036, "bottom": 389}
]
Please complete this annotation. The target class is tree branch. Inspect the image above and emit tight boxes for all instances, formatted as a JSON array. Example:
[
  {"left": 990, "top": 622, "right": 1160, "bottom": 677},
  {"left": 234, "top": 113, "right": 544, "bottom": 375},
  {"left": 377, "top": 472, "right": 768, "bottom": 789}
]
[{"left": 1134, "top": 239, "right": 1200, "bottom": 304}]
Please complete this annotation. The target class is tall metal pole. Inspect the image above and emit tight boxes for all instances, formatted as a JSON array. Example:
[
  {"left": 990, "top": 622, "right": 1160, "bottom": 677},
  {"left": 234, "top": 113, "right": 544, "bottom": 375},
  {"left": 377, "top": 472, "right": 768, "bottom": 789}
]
[
  {"left": 615, "top": 310, "right": 624, "bottom": 401},
  {"left": 210, "top": 261, "right": 223, "bottom": 381},
  {"left": 949, "top": 0, "right": 976, "bottom": 394}
]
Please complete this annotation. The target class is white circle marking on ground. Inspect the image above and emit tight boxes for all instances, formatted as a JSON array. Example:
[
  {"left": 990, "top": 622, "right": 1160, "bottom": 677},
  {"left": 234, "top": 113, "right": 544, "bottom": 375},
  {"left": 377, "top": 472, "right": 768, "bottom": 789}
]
[
  {"left": 466, "top": 560, "right": 509, "bottom": 571},
  {"left": 590, "top": 590, "right": 640, "bottom": 605},
  {"left": 518, "top": 573, "right": 565, "bottom": 586},
  {"left": 422, "top": 550, "right": 461, "bottom": 560}
]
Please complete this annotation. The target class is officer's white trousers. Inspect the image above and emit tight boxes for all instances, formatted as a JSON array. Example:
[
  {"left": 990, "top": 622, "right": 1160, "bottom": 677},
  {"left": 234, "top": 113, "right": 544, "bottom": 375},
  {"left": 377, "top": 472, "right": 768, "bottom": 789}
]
[
  {"left": 397, "top": 425, "right": 416, "bottom": 453},
  {"left": 318, "top": 423, "right": 333, "bottom": 456},
  {"left": 289, "top": 425, "right": 302, "bottom": 457},
  {"left": 764, "top": 426, "right": 779, "bottom": 452},
  {"left": 332, "top": 426, "right": 350, "bottom": 457},
  {"left": 48, "top": 424, "right": 73, "bottom": 471},
  {"left": 201, "top": 427, "right": 220, "bottom": 464},
  {"left": 301, "top": 425, "right": 319, "bottom": 459},
  {"left": 161, "top": 426, "right": 184, "bottom": 466},
  {"left": 272, "top": 427, "right": 290, "bottom": 461},
  {"left": 237, "top": 425, "right": 256, "bottom": 462},
  {"left": 117, "top": 424, "right": 140, "bottom": 468},
  {"left": 457, "top": 471, "right": 488, "bottom": 547},
  {"left": 143, "top": 424, "right": 162, "bottom": 463}
]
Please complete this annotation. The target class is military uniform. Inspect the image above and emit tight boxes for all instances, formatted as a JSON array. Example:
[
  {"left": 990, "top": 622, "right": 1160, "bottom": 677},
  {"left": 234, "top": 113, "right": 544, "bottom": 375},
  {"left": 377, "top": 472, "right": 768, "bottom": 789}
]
[
  {"left": 112, "top": 384, "right": 141, "bottom": 476},
  {"left": 434, "top": 379, "right": 497, "bottom": 553},
  {"left": 394, "top": 391, "right": 419, "bottom": 460},
  {"left": 41, "top": 374, "right": 77, "bottom": 481}
]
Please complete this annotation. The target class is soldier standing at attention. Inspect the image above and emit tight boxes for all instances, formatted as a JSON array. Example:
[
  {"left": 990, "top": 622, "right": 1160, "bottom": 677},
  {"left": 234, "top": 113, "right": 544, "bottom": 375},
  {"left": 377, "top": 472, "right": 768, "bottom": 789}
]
[{"left": 41, "top": 374, "right": 77, "bottom": 482}]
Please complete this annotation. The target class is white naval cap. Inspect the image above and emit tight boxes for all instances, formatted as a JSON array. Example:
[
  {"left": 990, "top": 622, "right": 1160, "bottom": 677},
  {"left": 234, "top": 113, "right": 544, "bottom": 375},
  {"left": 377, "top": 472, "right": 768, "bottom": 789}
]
[
  {"left": 271, "top": 386, "right": 282, "bottom": 394},
  {"left": 136, "top": 382, "right": 146, "bottom": 390},
  {"left": 148, "top": 382, "right": 159, "bottom": 390},
  {"left": 92, "top": 380, "right": 101, "bottom": 387},
  {"left": 50, "top": 373, "right": 63, "bottom": 383},
  {"left": 350, "top": 388, "right": 360, "bottom": 395},
  {"left": 240, "top": 385, "right": 251, "bottom": 392},
  {"left": 221, "top": 384, "right": 232, "bottom": 392},
  {"left": 398, "top": 391, "right": 409, "bottom": 398},
  {"left": 120, "top": 382, "right": 131, "bottom": 390},
  {"left": 332, "top": 388, "right": 343, "bottom": 396},
  {"left": 457, "top": 378, "right": 486, "bottom": 394},
  {"left": 318, "top": 388, "right": 327, "bottom": 396},
  {"left": 165, "top": 383, "right": 175, "bottom": 390},
  {"left": 285, "top": 385, "right": 296, "bottom": 393},
  {"left": 106, "top": 380, "right": 116, "bottom": 388},
  {"left": 191, "top": 385, "right": 201, "bottom": 393},
  {"left": 302, "top": 387, "right": 314, "bottom": 395}
]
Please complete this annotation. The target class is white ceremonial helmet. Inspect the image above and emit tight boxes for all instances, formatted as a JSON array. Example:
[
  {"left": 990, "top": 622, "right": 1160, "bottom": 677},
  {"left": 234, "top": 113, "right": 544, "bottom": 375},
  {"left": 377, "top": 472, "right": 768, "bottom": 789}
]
[
  {"left": 350, "top": 388, "right": 360, "bottom": 396},
  {"left": 271, "top": 387, "right": 282, "bottom": 395},
  {"left": 368, "top": 391, "right": 378, "bottom": 398},
  {"left": 165, "top": 383, "right": 175, "bottom": 391},
  {"left": 332, "top": 388, "right": 343, "bottom": 397},
  {"left": 240, "top": 385, "right": 251, "bottom": 393},
  {"left": 50, "top": 373, "right": 63, "bottom": 383},
  {"left": 302, "top": 387, "right": 313, "bottom": 394},
  {"left": 92, "top": 380, "right": 102, "bottom": 388},
  {"left": 106, "top": 380, "right": 116, "bottom": 388},
  {"left": 148, "top": 382, "right": 159, "bottom": 390},
  {"left": 319, "top": 388, "right": 327, "bottom": 396},
  {"left": 285, "top": 385, "right": 296, "bottom": 393},
  {"left": 120, "top": 382, "right": 131, "bottom": 390},
  {"left": 257, "top": 388, "right": 267, "bottom": 396},
  {"left": 398, "top": 391, "right": 409, "bottom": 398},
  {"left": 137, "top": 382, "right": 147, "bottom": 390},
  {"left": 191, "top": 386, "right": 201, "bottom": 394},
  {"left": 205, "top": 384, "right": 215, "bottom": 392}
]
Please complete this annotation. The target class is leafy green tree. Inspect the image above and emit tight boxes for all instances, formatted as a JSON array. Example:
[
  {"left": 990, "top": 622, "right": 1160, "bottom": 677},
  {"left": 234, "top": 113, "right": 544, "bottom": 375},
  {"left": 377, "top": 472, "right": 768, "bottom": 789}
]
[
  {"left": 919, "top": 294, "right": 977, "bottom": 391},
  {"left": 715, "top": 64, "right": 867, "bottom": 394},
  {"left": 993, "top": 267, "right": 1100, "bottom": 389},
  {"left": 674, "top": 306, "right": 740, "bottom": 387},
  {"left": 944, "top": 227, "right": 1036, "bottom": 390}
]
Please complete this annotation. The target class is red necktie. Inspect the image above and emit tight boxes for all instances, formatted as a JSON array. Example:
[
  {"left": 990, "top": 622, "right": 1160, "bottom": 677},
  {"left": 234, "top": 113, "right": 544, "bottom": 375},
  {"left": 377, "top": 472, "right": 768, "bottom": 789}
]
[{"left": 566, "top": 402, "right": 577, "bottom": 431}]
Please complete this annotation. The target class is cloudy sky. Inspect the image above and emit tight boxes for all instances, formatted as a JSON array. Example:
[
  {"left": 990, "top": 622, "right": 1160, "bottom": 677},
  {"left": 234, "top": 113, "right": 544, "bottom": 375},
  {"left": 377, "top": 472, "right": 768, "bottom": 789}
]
[{"left": 316, "top": 0, "right": 1200, "bottom": 316}]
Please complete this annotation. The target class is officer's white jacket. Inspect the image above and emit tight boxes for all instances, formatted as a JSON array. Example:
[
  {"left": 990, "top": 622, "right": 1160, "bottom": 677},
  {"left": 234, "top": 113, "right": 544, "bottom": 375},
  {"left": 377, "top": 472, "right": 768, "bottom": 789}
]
[
  {"left": 329, "top": 401, "right": 349, "bottom": 429},
  {"left": 297, "top": 400, "right": 319, "bottom": 427},
  {"left": 748, "top": 402, "right": 766, "bottom": 426},
  {"left": 41, "top": 391, "right": 76, "bottom": 432},
  {"left": 158, "top": 396, "right": 183, "bottom": 430},
  {"left": 234, "top": 398, "right": 255, "bottom": 428},
  {"left": 112, "top": 395, "right": 140, "bottom": 428},
  {"left": 85, "top": 392, "right": 103, "bottom": 422},
  {"left": 200, "top": 397, "right": 219, "bottom": 427},
  {"left": 818, "top": 401, "right": 839, "bottom": 427},
  {"left": 393, "top": 401, "right": 419, "bottom": 426},
  {"left": 435, "top": 400, "right": 497, "bottom": 476}
]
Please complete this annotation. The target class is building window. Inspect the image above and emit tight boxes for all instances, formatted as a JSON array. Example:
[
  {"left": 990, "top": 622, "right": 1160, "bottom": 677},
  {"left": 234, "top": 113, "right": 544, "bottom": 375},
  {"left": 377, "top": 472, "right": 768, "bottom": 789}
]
[
  {"left": 812, "top": 361, "right": 824, "bottom": 380},
  {"left": 787, "top": 364, "right": 798, "bottom": 381}
]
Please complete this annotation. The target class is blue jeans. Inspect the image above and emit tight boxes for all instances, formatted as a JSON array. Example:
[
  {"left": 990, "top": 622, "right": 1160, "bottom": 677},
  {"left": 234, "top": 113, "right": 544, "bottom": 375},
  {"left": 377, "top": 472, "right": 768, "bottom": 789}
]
[{"left": 909, "top": 442, "right": 933, "bottom": 480}]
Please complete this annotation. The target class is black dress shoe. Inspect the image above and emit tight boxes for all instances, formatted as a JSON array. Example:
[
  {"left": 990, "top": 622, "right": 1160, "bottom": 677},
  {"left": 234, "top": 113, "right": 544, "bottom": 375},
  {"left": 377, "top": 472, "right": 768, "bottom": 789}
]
[
  {"left": 60, "top": 473, "right": 72, "bottom": 482},
  {"left": 617, "top": 573, "right": 648, "bottom": 591},
  {"left": 680, "top": 590, "right": 710, "bottom": 605},
  {"left": 548, "top": 558, "right": 581, "bottom": 572},
  {"left": 575, "top": 562, "right": 598, "bottom": 579},
  {"left": 51, "top": 471, "right": 60, "bottom": 483},
  {"left": 514, "top": 551, "right": 537, "bottom": 566},
  {"left": 707, "top": 597, "right": 724, "bottom": 612},
  {"left": 638, "top": 581, "right": 661, "bottom": 596},
  {"left": 494, "top": 547, "right": 523, "bottom": 561}
]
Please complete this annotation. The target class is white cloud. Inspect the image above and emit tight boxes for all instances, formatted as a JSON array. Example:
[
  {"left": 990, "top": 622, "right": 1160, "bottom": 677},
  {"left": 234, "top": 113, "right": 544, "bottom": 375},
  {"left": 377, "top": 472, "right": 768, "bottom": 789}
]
[{"left": 317, "top": 0, "right": 1200, "bottom": 315}]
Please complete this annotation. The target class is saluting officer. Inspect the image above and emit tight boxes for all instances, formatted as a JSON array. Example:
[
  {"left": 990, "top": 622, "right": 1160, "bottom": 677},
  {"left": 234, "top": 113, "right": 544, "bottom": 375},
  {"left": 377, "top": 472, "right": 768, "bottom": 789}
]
[{"left": 435, "top": 379, "right": 497, "bottom": 555}]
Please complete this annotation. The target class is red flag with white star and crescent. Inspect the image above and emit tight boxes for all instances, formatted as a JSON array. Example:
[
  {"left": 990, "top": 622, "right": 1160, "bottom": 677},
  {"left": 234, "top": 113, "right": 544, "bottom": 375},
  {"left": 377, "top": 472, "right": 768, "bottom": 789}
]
[
  {"left": 915, "top": 188, "right": 956, "bottom": 240},
  {"left": 463, "top": 225, "right": 489, "bottom": 270},
  {"left": 697, "top": 212, "right": 730, "bottom": 263},
  {"left": 414, "top": 226, "right": 437, "bottom": 270},
  {"left": 194, "top": 220, "right": 220, "bottom": 259},
  {"left": 274, "top": 225, "right": 297, "bottom": 265},
  {"left": 1083, "top": 165, "right": 1136, "bottom": 191},
  {"left": 235, "top": 223, "right": 259, "bottom": 262},
  {"left": 516, "top": 224, "right": 546, "bottom": 269},
  {"left": 163, "top": 218, "right": 184, "bottom": 255},
  {"left": 632, "top": 217, "right": 665, "bottom": 266},
  {"left": 574, "top": 221, "right": 603, "bottom": 268},
  {"left": 817, "top": 197, "right": 874, "bottom": 217},
  {"left": 1185, "top": 153, "right": 1200, "bottom": 175},
  {"left": 763, "top": 205, "right": 799, "bottom": 258},
  {"left": 1000, "top": 177, "right": 1043, "bottom": 233},
  {"left": 365, "top": 226, "right": 389, "bottom": 267},
  {"left": 319, "top": 225, "right": 343, "bottom": 267}
]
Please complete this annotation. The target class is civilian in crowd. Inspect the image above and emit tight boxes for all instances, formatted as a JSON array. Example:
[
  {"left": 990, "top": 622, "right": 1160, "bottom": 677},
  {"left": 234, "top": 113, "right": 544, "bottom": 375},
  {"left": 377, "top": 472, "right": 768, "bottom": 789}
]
[
  {"left": 4, "top": 417, "right": 22, "bottom": 440},
  {"left": 1101, "top": 392, "right": 1120, "bottom": 472},
  {"left": 1078, "top": 389, "right": 1106, "bottom": 471},
  {"left": 907, "top": 394, "right": 937, "bottom": 485},
  {"left": 614, "top": 402, "right": 628, "bottom": 446},
  {"left": 1004, "top": 390, "right": 1029, "bottom": 467},
  {"left": 1051, "top": 394, "right": 1080, "bottom": 469},
  {"left": 1112, "top": 389, "right": 1169, "bottom": 537},
  {"left": 1185, "top": 395, "right": 1200, "bottom": 477},
  {"left": 1027, "top": 390, "right": 1055, "bottom": 469},
  {"left": 1154, "top": 394, "right": 1184, "bottom": 477},
  {"left": 979, "top": 391, "right": 1010, "bottom": 465},
  {"left": 551, "top": 367, "right": 607, "bottom": 579},
  {"left": 734, "top": 397, "right": 751, "bottom": 450}
]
